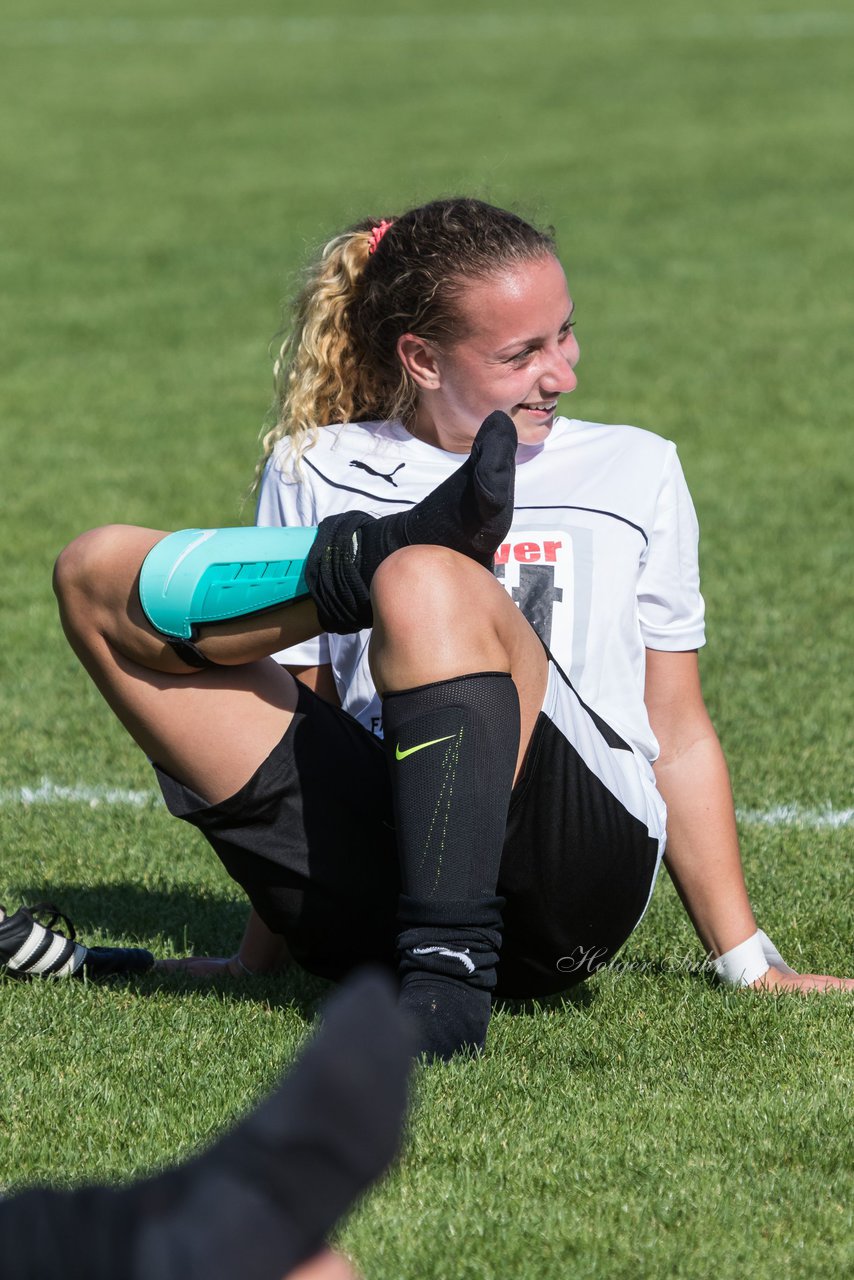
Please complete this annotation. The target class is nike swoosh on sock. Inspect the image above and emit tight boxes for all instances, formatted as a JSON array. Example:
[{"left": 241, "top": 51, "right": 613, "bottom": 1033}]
[{"left": 394, "top": 734, "right": 457, "bottom": 761}]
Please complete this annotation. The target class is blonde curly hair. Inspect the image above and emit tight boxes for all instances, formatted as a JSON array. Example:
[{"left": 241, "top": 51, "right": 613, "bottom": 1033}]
[{"left": 257, "top": 198, "right": 555, "bottom": 483}]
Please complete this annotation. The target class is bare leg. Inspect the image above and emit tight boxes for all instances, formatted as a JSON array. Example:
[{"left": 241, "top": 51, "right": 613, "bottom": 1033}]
[{"left": 53, "top": 524, "right": 325, "bottom": 804}]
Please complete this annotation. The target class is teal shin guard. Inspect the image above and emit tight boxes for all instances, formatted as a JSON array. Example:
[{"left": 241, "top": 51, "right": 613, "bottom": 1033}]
[{"left": 138, "top": 526, "right": 318, "bottom": 641}]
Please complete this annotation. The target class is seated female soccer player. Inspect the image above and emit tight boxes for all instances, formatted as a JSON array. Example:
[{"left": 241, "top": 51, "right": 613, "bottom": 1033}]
[{"left": 52, "top": 197, "right": 853, "bottom": 1059}]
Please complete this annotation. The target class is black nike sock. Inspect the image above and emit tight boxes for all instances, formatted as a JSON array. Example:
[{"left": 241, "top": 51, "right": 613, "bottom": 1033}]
[
  {"left": 306, "top": 410, "right": 517, "bottom": 633},
  {"left": 382, "top": 671, "right": 521, "bottom": 1060}
]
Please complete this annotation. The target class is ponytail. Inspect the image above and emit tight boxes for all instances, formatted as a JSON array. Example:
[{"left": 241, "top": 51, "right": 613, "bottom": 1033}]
[{"left": 258, "top": 220, "right": 409, "bottom": 482}]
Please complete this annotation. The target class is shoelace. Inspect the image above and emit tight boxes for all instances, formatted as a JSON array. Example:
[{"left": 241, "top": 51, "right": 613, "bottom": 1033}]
[{"left": 20, "top": 902, "right": 78, "bottom": 942}]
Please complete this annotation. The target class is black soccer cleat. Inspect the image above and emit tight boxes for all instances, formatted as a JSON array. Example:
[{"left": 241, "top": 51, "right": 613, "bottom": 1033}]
[{"left": 0, "top": 902, "right": 154, "bottom": 980}]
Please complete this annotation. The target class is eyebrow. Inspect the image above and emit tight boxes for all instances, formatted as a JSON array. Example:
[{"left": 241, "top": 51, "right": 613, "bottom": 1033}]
[{"left": 494, "top": 304, "right": 576, "bottom": 356}]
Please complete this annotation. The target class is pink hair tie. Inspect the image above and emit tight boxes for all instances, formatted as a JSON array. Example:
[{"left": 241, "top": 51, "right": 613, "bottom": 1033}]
[{"left": 368, "top": 219, "right": 394, "bottom": 255}]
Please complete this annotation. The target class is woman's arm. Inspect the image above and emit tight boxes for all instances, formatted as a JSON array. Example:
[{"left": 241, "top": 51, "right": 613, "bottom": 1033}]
[{"left": 645, "top": 648, "right": 853, "bottom": 992}]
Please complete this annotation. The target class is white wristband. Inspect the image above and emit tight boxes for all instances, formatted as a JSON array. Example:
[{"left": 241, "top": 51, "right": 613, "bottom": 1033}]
[
  {"left": 713, "top": 931, "right": 770, "bottom": 986},
  {"left": 713, "top": 929, "right": 795, "bottom": 986},
  {"left": 756, "top": 929, "right": 795, "bottom": 976}
]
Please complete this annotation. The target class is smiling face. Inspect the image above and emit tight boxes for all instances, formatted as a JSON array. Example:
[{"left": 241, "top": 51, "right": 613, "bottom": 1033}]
[{"left": 402, "top": 254, "right": 579, "bottom": 451}]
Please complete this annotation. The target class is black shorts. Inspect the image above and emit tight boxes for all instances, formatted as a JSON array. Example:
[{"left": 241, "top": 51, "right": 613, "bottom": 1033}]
[{"left": 156, "top": 662, "right": 663, "bottom": 999}]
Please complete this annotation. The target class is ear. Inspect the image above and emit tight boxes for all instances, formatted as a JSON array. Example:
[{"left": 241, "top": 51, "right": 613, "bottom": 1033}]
[{"left": 396, "top": 333, "right": 442, "bottom": 390}]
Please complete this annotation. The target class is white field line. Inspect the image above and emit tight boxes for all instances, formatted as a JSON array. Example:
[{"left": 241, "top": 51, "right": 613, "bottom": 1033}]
[
  {"left": 0, "top": 778, "right": 851, "bottom": 827},
  {"left": 1, "top": 13, "right": 853, "bottom": 47},
  {"left": 1, "top": 779, "right": 158, "bottom": 809},
  {"left": 735, "top": 805, "right": 854, "bottom": 830}
]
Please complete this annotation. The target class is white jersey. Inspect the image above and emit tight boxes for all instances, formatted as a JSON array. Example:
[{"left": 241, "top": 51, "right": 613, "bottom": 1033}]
[{"left": 256, "top": 416, "right": 706, "bottom": 768}]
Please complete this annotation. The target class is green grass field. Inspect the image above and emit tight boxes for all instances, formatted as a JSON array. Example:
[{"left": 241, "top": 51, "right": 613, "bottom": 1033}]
[{"left": 1, "top": 2, "right": 852, "bottom": 1276}]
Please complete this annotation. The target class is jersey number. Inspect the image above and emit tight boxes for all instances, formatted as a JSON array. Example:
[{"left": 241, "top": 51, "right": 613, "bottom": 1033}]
[{"left": 494, "top": 526, "right": 593, "bottom": 684}]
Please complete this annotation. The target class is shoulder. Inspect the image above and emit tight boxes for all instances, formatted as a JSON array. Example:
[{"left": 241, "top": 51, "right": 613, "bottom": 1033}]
[
  {"left": 519, "top": 417, "right": 681, "bottom": 514},
  {"left": 295, "top": 420, "right": 463, "bottom": 508},
  {"left": 508, "top": 417, "right": 703, "bottom": 567},
  {"left": 560, "top": 417, "right": 690, "bottom": 503},
  {"left": 267, "top": 420, "right": 458, "bottom": 515},
  {"left": 549, "top": 416, "right": 676, "bottom": 465},
  {"left": 266, "top": 420, "right": 395, "bottom": 482}
]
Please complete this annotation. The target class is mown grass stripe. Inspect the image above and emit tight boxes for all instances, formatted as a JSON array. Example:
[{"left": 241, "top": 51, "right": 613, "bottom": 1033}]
[{"left": 2, "top": 13, "right": 854, "bottom": 47}]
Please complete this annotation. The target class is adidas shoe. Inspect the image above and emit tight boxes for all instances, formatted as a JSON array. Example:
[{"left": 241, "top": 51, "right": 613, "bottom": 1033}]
[{"left": 0, "top": 902, "right": 154, "bottom": 979}]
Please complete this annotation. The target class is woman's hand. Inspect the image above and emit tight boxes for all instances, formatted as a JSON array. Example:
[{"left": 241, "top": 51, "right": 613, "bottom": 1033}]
[
  {"left": 749, "top": 965, "right": 854, "bottom": 993},
  {"left": 155, "top": 909, "right": 292, "bottom": 979}
]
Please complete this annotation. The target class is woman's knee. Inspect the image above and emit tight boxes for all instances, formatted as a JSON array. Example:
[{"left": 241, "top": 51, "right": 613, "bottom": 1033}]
[
  {"left": 371, "top": 545, "right": 499, "bottom": 630},
  {"left": 368, "top": 547, "right": 511, "bottom": 687},
  {"left": 53, "top": 524, "right": 161, "bottom": 638}
]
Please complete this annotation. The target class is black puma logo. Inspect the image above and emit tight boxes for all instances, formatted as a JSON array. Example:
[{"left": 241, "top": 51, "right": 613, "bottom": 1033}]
[{"left": 349, "top": 460, "right": 406, "bottom": 488}]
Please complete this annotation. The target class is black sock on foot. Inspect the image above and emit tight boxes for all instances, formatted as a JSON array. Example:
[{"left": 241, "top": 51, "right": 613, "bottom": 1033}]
[
  {"left": 367, "top": 408, "right": 518, "bottom": 574},
  {"left": 397, "top": 895, "right": 504, "bottom": 1060},
  {"left": 306, "top": 410, "right": 517, "bottom": 633},
  {"left": 382, "top": 671, "right": 520, "bottom": 1059},
  {"left": 398, "top": 970, "right": 492, "bottom": 1062}
]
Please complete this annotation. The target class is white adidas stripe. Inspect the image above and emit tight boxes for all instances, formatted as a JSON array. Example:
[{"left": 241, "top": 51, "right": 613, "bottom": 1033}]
[
  {"left": 9, "top": 920, "right": 51, "bottom": 970},
  {"left": 54, "top": 942, "right": 87, "bottom": 977},
  {"left": 8, "top": 921, "right": 84, "bottom": 976},
  {"left": 27, "top": 932, "right": 72, "bottom": 975}
]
